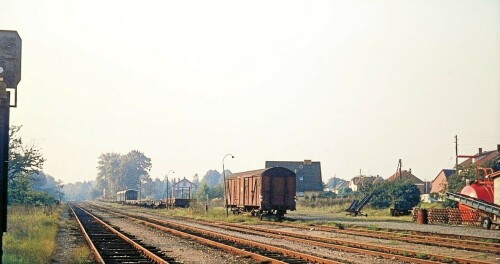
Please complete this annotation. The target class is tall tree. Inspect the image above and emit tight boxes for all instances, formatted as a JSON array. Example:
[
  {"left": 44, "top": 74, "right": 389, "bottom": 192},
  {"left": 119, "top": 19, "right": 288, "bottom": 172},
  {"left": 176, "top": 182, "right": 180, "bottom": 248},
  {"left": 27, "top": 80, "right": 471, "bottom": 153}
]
[
  {"left": 120, "top": 150, "right": 152, "bottom": 190},
  {"left": 7, "top": 126, "right": 46, "bottom": 204},
  {"left": 192, "top": 174, "right": 200, "bottom": 187},
  {"left": 96, "top": 153, "right": 121, "bottom": 196},
  {"left": 201, "top": 170, "right": 221, "bottom": 188},
  {"left": 8, "top": 125, "right": 45, "bottom": 181}
]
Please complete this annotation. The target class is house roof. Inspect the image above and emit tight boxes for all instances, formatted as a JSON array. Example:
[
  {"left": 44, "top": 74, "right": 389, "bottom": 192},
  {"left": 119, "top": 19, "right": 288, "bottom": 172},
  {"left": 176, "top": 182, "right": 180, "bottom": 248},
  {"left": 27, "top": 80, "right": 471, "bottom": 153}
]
[
  {"left": 326, "top": 177, "right": 346, "bottom": 188},
  {"left": 430, "top": 169, "right": 456, "bottom": 183},
  {"left": 265, "top": 160, "right": 323, "bottom": 192},
  {"left": 386, "top": 170, "right": 423, "bottom": 183},
  {"left": 459, "top": 150, "right": 500, "bottom": 167},
  {"left": 349, "top": 175, "right": 377, "bottom": 186},
  {"left": 333, "top": 180, "right": 348, "bottom": 190}
]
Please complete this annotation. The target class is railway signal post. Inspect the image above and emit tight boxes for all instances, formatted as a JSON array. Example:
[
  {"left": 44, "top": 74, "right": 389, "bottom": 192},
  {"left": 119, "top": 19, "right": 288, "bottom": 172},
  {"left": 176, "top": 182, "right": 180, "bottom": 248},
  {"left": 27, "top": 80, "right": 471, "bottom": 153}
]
[{"left": 0, "top": 30, "right": 21, "bottom": 263}]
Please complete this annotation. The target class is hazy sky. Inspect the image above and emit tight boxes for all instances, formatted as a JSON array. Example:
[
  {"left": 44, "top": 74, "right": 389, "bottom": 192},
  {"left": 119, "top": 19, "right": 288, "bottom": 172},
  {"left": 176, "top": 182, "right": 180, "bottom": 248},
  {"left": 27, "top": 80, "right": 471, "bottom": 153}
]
[{"left": 1, "top": 0, "right": 499, "bottom": 184}]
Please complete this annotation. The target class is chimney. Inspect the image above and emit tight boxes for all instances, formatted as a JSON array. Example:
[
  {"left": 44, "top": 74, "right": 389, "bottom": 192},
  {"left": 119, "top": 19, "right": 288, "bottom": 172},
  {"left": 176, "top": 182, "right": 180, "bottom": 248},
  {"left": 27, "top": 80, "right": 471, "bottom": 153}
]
[
  {"left": 479, "top": 148, "right": 483, "bottom": 155},
  {"left": 497, "top": 144, "right": 500, "bottom": 153},
  {"left": 304, "top": 159, "right": 312, "bottom": 165}
]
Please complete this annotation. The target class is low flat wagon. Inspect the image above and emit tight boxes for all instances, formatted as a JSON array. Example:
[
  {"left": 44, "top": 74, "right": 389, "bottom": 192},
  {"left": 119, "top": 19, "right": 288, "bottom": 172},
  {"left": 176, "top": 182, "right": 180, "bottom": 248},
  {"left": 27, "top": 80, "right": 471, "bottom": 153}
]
[{"left": 225, "top": 167, "right": 296, "bottom": 220}]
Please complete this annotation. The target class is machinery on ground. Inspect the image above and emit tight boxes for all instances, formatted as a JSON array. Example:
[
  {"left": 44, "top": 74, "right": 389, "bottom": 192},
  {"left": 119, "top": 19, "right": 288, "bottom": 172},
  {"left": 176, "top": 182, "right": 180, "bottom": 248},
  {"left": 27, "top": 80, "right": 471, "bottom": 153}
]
[
  {"left": 345, "top": 193, "right": 372, "bottom": 216},
  {"left": 446, "top": 164, "right": 500, "bottom": 229}
]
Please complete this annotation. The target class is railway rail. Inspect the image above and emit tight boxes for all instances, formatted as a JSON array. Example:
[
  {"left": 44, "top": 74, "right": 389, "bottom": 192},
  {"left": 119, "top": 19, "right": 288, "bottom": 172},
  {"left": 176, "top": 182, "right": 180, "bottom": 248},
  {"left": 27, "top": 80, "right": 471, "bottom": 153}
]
[
  {"left": 269, "top": 222, "right": 500, "bottom": 254},
  {"left": 88, "top": 203, "right": 499, "bottom": 264},
  {"left": 80, "top": 203, "right": 343, "bottom": 264},
  {"left": 69, "top": 203, "right": 175, "bottom": 264},
  {"left": 178, "top": 218, "right": 499, "bottom": 264}
]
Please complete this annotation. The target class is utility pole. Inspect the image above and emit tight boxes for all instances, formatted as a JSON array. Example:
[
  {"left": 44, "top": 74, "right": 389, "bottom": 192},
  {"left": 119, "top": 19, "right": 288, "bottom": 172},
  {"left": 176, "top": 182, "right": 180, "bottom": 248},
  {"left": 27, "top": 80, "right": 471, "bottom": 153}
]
[
  {"left": 0, "top": 30, "right": 21, "bottom": 263},
  {"left": 396, "top": 159, "right": 402, "bottom": 180},
  {"left": 455, "top": 135, "right": 458, "bottom": 169}
]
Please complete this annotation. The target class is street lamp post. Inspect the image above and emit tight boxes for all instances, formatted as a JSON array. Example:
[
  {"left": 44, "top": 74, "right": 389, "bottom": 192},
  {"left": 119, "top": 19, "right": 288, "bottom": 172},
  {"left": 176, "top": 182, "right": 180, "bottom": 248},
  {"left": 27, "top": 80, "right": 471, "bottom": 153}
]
[
  {"left": 223, "top": 153, "right": 234, "bottom": 217},
  {"left": 165, "top": 170, "right": 174, "bottom": 209}
]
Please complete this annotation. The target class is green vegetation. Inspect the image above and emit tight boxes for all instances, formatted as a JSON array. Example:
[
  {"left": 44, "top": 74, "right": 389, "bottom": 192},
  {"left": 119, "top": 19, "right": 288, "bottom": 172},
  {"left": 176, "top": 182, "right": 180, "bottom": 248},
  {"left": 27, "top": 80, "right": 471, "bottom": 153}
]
[
  {"left": 71, "top": 245, "right": 92, "bottom": 264},
  {"left": 97, "top": 151, "right": 152, "bottom": 197},
  {"left": 8, "top": 125, "right": 62, "bottom": 206},
  {"left": 415, "top": 253, "right": 429, "bottom": 259},
  {"left": 3, "top": 206, "right": 59, "bottom": 263},
  {"left": 358, "top": 180, "right": 420, "bottom": 210}
]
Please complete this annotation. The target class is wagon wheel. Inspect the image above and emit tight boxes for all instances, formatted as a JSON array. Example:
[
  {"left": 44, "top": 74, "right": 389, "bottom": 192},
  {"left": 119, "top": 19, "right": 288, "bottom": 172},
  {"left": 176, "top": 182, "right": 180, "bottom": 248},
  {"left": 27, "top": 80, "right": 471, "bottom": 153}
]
[
  {"left": 275, "top": 210, "right": 284, "bottom": 221},
  {"left": 274, "top": 211, "right": 280, "bottom": 221},
  {"left": 481, "top": 217, "right": 492, "bottom": 230}
]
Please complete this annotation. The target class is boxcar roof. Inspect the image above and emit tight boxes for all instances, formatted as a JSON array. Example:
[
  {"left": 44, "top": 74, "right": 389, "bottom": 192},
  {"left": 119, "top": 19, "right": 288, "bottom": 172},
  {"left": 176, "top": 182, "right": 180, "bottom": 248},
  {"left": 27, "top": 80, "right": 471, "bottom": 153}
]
[
  {"left": 226, "top": 167, "right": 295, "bottom": 179},
  {"left": 227, "top": 169, "right": 267, "bottom": 179}
]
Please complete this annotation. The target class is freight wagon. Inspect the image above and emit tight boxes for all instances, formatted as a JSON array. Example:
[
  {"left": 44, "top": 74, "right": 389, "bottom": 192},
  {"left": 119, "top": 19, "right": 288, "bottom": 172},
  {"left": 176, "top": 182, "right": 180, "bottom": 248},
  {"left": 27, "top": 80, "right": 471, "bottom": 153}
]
[{"left": 225, "top": 167, "right": 296, "bottom": 220}]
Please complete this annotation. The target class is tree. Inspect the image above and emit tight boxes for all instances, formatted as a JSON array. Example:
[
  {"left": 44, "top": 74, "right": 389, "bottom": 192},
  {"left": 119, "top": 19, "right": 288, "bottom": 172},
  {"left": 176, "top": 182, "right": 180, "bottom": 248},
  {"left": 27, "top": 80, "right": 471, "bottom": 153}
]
[
  {"left": 7, "top": 126, "right": 47, "bottom": 204},
  {"left": 201, "top": 170, "right": 221, "bottom": 188},
  {"left": 192, "top": 174, "right": 200, "bottom": 187},
  {"left": 8, "top": 125, "right": 45, "bottom": 181},
  {"left": 120, "top": 150, "right": 152, "bottom": 191},
  {"left": 96, "top": 150, "right": 152, "bottom": 197},
  {"left": 337, "top": 187, "right": 352, "bottom": 198},
  {"left": 360, "top": 180, "right": 420, "bottom": 209},
  {"left": 96, "top": 152, "right": 121, "bottom": 197},
  {"left": 195, "top": 181, "right": 211, "bottom": 201}
]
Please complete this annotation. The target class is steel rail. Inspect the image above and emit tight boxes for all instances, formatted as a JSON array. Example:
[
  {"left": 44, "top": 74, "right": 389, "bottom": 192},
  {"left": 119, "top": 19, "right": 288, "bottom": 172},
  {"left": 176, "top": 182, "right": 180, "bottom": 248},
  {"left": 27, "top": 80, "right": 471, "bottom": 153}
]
[
  {"left": 71, "top": 203, "right": 169, "bottom": 264},
  {"left": 89, "top": 204, "right": 468, "bottom": 264},
  {"left": 272, "top": 222, "right": 500, "bottom": 254},
  {"left": 89, "top": 202, "right": 499, "bottom": 263},
  {"left": 221, "top": 222, "right": 498, "bottom": 264},
  {"left": 86, "top": 204, "right": 343, "bottom": 264},
  {"left": 69, "top": 204, "right": 106, "bottom": 264},
  {"left": 179, "top": 219, "right": 495, "bottom": 264}
]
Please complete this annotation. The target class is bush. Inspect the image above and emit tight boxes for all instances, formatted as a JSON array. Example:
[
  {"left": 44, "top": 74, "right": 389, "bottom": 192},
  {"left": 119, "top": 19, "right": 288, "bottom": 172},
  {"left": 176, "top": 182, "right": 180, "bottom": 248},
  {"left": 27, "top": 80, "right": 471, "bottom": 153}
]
[
  {"left": 3, "top": 205, "right": 60, "bottom": 263},
  {"left": 359, "top": 180, "right": 420, "bottom": 209}
]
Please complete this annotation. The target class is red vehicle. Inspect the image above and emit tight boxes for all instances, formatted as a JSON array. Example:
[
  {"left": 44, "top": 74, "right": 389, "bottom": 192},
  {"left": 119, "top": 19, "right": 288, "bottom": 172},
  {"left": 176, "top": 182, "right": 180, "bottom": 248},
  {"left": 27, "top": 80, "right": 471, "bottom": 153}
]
[{"left": 225, "top": 167, "right": 296, "bottom": 220}]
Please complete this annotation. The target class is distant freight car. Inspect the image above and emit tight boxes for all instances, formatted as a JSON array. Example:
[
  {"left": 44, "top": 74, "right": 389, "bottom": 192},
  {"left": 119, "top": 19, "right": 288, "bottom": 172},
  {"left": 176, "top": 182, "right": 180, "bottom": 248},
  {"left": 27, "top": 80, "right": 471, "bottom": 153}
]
[
  {"left": 225, "top": 167, "right": 296, "bottom": 220},
  {"left": 116, "top": 189, "right": 138, "bottom": 203}
]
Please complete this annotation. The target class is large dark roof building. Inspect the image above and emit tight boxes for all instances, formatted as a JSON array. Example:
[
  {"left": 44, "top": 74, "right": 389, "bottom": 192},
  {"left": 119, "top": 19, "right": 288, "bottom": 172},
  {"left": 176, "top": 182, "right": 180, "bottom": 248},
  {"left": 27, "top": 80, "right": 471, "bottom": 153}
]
[{"left": 265, "top": 160, "right": 323, "bottom": 193}]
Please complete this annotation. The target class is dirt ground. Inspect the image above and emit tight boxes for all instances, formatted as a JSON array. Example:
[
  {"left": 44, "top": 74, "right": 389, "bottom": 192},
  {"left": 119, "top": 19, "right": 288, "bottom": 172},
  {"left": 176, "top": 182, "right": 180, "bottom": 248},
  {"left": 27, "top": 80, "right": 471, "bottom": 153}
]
[{"left": 52, "top": 205, "right": 92, "bottom": 263}]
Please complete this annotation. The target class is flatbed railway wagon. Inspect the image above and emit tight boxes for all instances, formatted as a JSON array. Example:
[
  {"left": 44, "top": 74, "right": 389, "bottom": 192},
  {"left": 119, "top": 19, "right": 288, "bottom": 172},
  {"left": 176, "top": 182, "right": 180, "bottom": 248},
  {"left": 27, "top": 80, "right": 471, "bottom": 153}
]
[
  {"left": 116, "top": 189, "right": 138, "bottom": 204},
  {"left": 225, "top": 167, "right": 296, "bottom": 220}
]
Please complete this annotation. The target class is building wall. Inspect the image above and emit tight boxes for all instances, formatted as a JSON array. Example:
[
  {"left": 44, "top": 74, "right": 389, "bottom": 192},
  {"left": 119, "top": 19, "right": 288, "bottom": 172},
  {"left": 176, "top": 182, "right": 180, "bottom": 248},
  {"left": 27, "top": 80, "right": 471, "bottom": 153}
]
[
  {"left": 348, "top": 181, "right": 358, "bottom": 192},
  {"left": 173, "top": 179, "right": 196, "bottom": 199},
  {"left": 431, "top": 172, "right": 447, "bottom": 193}
]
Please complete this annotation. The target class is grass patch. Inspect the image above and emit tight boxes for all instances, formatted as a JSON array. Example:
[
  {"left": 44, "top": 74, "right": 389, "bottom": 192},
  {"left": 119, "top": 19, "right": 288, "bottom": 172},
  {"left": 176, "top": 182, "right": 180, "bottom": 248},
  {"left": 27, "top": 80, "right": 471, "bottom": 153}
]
[
  {"left": 415, "top": 253, "right": 429, "bottom": 259},
  {"left": 3, "top": 205, "right": 61, "bottom": 263},
  {"left": 71, "top": 245, "right": 92, "bottom": 264}
]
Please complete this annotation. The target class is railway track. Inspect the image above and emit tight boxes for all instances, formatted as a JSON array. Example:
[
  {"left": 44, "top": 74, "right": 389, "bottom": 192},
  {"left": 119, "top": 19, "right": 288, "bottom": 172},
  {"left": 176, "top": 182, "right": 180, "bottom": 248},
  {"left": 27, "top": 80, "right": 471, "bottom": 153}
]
[
  {"left": 69, "top": 203, "right": 176, "bottom": 264},
  {"left": 88, "top": 203, "right": 498, "bottom": 264},
  {"left": 82, "top": 202, "right": 347, "bottom": 264},
  {"left": 179, "top": 218, "right": 499, "bottom": 264},
  {"left": 269, "top": 222, "right": 500, "bottom": 254}
]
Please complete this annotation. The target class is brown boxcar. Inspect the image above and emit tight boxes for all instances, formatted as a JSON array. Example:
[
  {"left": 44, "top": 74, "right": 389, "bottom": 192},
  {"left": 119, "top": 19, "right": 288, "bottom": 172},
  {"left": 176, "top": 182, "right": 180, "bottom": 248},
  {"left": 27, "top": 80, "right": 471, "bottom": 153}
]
[{"left": 225, "top": 167, "right": 296, "bottom": 220}]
